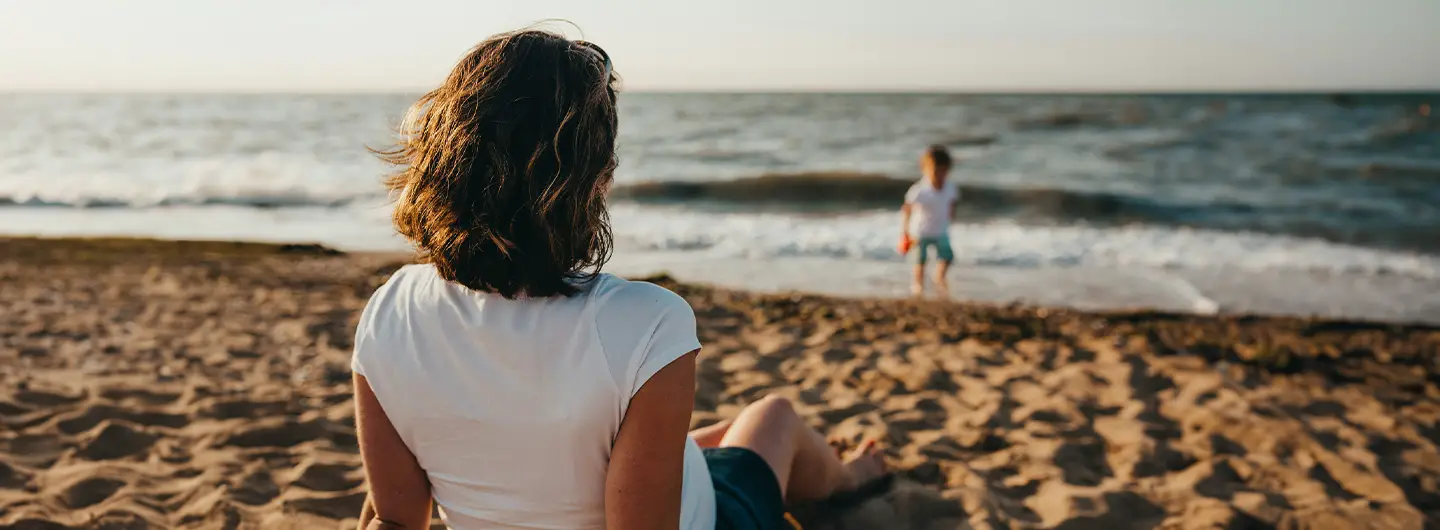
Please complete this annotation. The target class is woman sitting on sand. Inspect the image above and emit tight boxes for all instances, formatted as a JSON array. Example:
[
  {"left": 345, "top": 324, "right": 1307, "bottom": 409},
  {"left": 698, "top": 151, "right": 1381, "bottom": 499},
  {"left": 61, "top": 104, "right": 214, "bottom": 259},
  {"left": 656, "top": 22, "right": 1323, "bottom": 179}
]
[{"left": 351, "top": 29, "right": 885, "bottom": 530}]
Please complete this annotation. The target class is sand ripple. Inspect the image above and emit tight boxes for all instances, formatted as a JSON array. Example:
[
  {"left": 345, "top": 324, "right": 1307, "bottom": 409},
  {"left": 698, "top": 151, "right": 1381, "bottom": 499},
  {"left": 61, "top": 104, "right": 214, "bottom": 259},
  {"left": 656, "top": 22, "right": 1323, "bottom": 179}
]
[{"left": 0, "top": 238, "right": 1437, "bottom": 529}]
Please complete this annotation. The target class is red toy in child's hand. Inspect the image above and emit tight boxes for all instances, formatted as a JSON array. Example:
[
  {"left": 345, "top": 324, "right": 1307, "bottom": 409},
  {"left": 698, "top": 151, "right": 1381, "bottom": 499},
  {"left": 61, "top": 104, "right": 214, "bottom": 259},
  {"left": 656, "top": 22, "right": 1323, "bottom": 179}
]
[{"left": 896, "top": 234, "right": 913, "bottom": 255}]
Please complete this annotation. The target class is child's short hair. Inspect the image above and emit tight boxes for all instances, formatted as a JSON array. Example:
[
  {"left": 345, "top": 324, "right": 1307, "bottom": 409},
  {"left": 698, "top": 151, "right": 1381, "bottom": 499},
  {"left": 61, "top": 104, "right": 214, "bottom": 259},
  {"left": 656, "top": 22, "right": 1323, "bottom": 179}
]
[
  {"left": 377, "top": 30, "right": 618, "bottom": 299},
  {"left": 922, "top": 144, "right": 952, "bottom": 168}
]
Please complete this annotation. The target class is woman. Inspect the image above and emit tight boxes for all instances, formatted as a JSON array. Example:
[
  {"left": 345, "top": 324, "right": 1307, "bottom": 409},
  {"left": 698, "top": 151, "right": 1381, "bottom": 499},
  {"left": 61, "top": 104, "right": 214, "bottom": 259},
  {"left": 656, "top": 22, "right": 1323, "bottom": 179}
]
[{"left": 352, "top": 29, "right": 885, "bottom": 530}]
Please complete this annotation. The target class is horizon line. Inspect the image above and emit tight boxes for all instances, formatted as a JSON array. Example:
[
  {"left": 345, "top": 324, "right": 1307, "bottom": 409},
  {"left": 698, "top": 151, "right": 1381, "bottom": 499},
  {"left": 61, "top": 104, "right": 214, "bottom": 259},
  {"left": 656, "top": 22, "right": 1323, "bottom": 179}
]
[{"left": 3, "top": 86, "right": 1438, "bottom": 96}]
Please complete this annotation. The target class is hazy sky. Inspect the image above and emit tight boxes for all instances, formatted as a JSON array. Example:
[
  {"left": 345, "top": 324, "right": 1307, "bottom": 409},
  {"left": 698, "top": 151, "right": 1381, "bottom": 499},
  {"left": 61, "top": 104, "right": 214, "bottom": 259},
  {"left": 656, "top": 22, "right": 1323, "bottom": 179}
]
[{"left": 2, "top": 0, "right": 1437, "bottom": 92}]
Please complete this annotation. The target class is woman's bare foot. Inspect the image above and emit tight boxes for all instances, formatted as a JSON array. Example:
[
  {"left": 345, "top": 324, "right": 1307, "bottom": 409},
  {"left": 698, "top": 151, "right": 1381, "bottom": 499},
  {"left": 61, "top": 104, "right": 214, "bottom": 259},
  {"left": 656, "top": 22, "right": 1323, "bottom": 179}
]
[{"left": 841, "top": 441, "right": 888, "bottom": 490}]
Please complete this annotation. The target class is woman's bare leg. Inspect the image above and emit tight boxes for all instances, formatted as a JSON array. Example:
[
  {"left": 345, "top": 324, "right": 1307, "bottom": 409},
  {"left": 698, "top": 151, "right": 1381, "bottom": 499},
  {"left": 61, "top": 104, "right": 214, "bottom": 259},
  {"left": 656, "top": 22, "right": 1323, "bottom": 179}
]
[
  {"left": 718, "top": 395, "right": 885, "bottom": 503},
  {"left": 689, "top": 418, "right": 733, "bottom": 448}
]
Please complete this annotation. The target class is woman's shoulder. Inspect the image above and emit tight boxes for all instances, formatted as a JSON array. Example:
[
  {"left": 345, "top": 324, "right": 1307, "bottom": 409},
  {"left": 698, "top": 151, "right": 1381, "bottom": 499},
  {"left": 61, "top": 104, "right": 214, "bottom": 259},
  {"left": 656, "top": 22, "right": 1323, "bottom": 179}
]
[
  {"left": 394, "top": 262, "right": 439, "bottom": 278},
  {"left": 368, "top": 268, "right": 689, "bottom": 314},
  {"left": 359, "top": 263, "right": 446, "bottom": 313},
  {"left": 588, "top": 274, "right": 692, "bottom": 315},
  {"left": 591, "top": 275, "right": 701, "bottom": 399},
  {"left": 375, "top": 263, "right": 438, "bottom": 288}
]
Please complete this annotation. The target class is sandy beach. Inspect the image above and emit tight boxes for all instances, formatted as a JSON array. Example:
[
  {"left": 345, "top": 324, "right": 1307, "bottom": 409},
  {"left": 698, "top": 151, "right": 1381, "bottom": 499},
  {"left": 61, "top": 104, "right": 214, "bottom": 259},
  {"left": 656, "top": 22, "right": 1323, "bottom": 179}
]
[{"left": 1, "top": 237, "right": 1437, "bottom": 529}]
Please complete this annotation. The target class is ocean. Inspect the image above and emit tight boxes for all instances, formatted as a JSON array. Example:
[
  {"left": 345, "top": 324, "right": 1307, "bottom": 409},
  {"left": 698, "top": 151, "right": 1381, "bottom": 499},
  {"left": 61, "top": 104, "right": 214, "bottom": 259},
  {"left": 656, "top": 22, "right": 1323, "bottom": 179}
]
[{"left": 2, "top": 92, "right": 1438, "bottom": 322}]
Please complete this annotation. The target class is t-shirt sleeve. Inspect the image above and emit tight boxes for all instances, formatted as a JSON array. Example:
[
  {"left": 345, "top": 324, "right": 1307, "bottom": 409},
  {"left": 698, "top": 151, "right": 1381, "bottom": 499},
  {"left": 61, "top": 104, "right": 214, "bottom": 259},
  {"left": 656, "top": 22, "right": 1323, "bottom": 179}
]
[
  {"left": 633, "top": 302, "right": 699, "bottom": 397},
  {"left": 630, "top": 293, "right": 700, "bottom": 399},
  {"left": 595, "top": 281, "right": 702, "bottom": 403},
  {"left": 351, "top": 303, "right": 379, "bottom": 377},
  {"left": 350, "top": 344, "right": 367, "bottom": 376},
  {"left": 904, "top": 185, "right": 920, "bottom": 204},
  {"left": 351, "top": 267, "right": 406, "bottom": 377}
]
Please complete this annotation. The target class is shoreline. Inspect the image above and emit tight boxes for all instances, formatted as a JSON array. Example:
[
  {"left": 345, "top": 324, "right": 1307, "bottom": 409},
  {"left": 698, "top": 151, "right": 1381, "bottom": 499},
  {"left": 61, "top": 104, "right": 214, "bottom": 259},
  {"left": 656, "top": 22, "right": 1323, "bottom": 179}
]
[
  {"left": 4, "top": 197, "right": 1439, "bottom": 326},
  {"left": 6, "top": 235, "right": 1439, "bottom": 328},
  {"left": 1, "top": 236, "right": 1438, "bottom": 528}
]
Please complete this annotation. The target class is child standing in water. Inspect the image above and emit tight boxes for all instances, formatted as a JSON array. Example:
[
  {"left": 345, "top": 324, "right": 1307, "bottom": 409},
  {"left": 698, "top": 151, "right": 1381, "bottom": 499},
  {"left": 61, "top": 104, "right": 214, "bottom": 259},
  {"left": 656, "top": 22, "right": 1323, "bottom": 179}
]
[{"left": 900, "top": 145, "right": 957, "bottom": 297}]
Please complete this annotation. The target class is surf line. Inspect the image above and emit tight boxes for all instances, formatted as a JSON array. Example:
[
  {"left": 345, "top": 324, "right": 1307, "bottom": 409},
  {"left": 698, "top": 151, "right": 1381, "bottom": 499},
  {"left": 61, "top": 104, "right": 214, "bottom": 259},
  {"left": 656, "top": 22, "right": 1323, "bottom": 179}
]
[{"left": 1137, "top": 269, "right": 1221, "bottom": 315}]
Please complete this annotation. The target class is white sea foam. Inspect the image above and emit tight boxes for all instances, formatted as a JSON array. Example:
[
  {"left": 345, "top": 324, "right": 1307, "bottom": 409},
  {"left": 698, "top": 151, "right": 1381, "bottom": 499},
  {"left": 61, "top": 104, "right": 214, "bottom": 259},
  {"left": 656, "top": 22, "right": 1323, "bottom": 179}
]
[
  {"left": 0, "top": 152, "right": 386, "bottom": 207},
  {"left": 3, "top": 204, "right": 1436, "bottom": 323},
  {"left": 3, "top": 93, "right": 1437, "bottom": 322},
  {"left": 8, "top": 202, "right": 1432, "bottom": 281},
  {"left": 607, "top": 205, "right": 1440, "bottom": 280}
]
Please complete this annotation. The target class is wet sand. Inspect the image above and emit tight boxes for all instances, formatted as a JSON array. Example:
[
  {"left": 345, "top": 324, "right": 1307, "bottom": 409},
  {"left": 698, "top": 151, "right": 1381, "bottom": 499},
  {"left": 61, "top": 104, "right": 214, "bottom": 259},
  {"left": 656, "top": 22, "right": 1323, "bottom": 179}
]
[{"left": 0, "top": 237, "right": 1437, "bottom": 529}]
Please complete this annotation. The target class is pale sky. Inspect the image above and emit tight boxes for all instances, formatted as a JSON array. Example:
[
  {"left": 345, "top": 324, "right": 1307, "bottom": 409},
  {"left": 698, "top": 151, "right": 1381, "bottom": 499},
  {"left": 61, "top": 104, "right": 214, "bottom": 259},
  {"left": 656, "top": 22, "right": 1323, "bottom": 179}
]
[{"left": 2, "top": 0, "right": 1437, "bottom": 92}]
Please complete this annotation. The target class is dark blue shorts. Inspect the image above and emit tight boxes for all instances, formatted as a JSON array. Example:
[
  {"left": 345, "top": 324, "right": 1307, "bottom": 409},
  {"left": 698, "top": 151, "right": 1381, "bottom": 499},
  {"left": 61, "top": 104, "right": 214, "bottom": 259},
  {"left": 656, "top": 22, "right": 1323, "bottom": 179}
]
[{"left": 704, "top": 447, "right": 786, "bottom": 530}]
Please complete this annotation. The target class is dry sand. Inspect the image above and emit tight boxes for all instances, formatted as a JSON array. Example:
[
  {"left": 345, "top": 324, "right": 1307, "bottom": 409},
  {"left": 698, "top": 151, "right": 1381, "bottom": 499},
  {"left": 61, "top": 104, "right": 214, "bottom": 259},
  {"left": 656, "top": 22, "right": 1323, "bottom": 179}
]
[{"left": 1, "top": 237, "right": 1437, "bottom": 529}]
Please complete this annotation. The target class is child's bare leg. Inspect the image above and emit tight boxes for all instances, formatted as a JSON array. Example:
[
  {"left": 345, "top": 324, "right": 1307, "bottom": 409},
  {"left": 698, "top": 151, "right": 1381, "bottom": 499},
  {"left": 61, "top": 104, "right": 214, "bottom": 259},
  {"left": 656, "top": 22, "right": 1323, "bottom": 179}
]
[
  {"left": 910, "top": 265, "right": 925, "bottom": 296},
  {"left": 934, "top": 260, "right": 951, "bottom": 297},
  {"left": 689, "top": 418, "right": 732, "bottom": 448},
  {"left": 718, "top": 396, "right": 886, "bottom": 503}
]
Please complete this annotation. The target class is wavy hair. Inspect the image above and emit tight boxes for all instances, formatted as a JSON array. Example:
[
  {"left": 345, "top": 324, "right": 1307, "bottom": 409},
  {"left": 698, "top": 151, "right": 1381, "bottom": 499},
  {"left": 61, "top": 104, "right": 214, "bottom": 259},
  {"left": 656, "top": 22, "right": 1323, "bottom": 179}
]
[{"left": 377, "top": 30, "right": 618, "bottom": 298}]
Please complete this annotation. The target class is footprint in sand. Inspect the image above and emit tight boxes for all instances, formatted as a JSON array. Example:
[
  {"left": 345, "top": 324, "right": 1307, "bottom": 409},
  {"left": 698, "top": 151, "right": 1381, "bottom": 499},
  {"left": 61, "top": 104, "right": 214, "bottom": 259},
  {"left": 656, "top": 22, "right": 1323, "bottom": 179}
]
[
  {"left": 76, "top": 421, "right": 158, "bottom": 461},
  {"left": 62, "top": 476, "right": 128, "bottom": 509},
  {"left": 791, "top": 478, "right": 969, "bottom": 530},
  {"left": 221, "top": 419, "right": 323, "bottom": 448},
  {"left": 98, "top": 387, "right": 183, "bottom": 406},
  {"left": 0, "top": 460, "right": 34, "bottom": 490},
  {"left": 217, "top": 417, "right": 357, "bottom": 451},
  {"left": 1054, "top": 438, "right": 1113, "bottom": 487},
  {"left": 1049, "top": 491, "right": 1167, "bottom": 529},
  {"left": 282, "top": 491, "right": 367, "bottom": 519},
  {"left": 0, "top": 400, "right": 33, "bottom": 417},
  {"left": 0, "top": 517, "right": 77, "bottom": 530},
  {"left": 229, "top": 468, "right": 281, "bottom": 506},
  {"left": 2, "top": 434, "right": 68, "bottom": 467},
  {"left": 13, "top": 388, "right": 87, "bottom": 407},
  {"left": 54, "top": 404, "right": 189, "bottom": 434},
  {"left": 291, "top": 462, "right": 363, "bottom": 492},
  {"left": 201, "top": 398, "right": 292, "bottom": 420}
]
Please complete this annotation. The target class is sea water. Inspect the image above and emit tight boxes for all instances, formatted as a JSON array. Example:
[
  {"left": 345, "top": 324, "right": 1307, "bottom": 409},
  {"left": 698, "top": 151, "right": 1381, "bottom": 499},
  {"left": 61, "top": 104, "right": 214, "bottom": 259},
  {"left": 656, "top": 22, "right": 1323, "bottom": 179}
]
[{"left": 3, "top": 93, "right": 1437, "bottom": 322}]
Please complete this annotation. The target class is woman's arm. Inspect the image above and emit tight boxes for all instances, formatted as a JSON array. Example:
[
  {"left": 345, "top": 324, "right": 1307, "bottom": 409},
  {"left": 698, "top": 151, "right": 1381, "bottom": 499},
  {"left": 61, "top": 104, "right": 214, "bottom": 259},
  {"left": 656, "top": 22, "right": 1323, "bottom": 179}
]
[
  {"left": 357, "top": 494, "right": 382, "bottom": 530},
  {"left": 605, "top": 351, "right": 698, "bottom": 530},
  {"left": 354, "top": 373, "right": 433, "bottom": 530}
]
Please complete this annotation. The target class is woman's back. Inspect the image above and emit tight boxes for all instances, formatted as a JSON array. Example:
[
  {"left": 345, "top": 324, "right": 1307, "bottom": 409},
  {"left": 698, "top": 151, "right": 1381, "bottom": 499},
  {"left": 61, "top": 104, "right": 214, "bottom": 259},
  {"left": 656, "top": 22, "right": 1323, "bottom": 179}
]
[
  {"left": 353, "top": 264, "right": 714, "bottom": 529},
  {"left": 352, "top": 28, "right": 888, "bottom": 530}
]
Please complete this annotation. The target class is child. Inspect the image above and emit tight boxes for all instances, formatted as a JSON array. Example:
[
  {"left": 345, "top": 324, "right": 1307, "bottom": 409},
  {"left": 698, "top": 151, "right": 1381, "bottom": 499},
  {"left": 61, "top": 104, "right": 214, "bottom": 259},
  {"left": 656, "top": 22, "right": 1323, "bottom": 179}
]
[{"left": 900, "top": 145, "right": 958, "bottom": 297}]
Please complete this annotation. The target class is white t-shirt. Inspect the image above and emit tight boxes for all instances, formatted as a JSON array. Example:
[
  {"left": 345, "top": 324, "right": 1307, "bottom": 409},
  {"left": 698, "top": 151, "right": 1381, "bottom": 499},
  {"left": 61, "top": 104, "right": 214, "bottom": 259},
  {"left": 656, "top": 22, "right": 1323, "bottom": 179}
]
[
  {"left": 352, "top": 264, "right": 716, "bottom": 530},
  {"left": 904, "top": 180, "right": 959, "bottom": 238}
]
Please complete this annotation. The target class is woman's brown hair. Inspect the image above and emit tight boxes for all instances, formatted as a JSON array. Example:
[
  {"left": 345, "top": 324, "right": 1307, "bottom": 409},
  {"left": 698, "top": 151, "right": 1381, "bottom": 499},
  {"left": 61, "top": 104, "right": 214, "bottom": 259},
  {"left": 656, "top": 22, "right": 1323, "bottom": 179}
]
[{"left": 378, "top": 30, "right": 618, "bottom": 299}]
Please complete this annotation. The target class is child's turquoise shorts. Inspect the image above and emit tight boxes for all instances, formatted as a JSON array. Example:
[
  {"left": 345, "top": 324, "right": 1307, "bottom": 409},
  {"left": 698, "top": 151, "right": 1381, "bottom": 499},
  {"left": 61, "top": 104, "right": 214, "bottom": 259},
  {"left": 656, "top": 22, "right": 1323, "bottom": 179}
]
[{"left": 909, "top": 235, "right": 954, "bottom": 265}]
